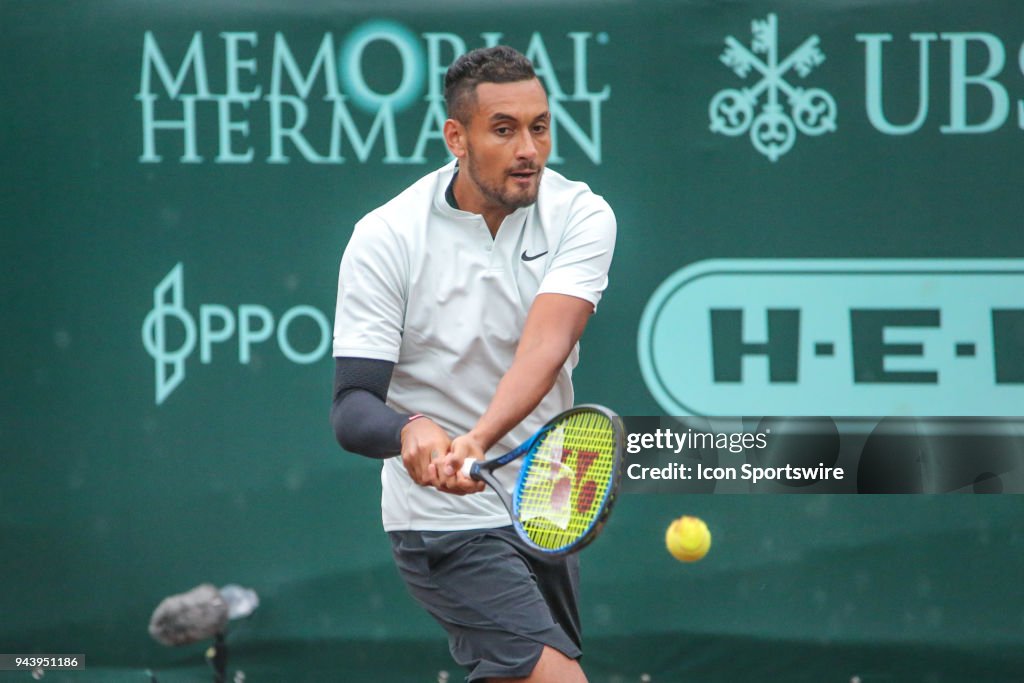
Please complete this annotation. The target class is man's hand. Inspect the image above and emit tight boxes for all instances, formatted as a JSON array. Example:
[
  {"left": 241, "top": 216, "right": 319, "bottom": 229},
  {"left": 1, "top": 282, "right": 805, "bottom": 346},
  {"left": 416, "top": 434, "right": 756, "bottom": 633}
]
[
  {"left": 437, "top": 434, "right": 487, "bottom": 495},
  {"left": 400, "top": 418, "right": 450, "bottom": 488}
]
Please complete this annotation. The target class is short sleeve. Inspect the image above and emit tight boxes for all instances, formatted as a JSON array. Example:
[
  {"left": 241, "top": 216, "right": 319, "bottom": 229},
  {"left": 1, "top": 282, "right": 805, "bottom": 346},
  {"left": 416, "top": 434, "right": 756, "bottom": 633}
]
[
  {"left": 537, "top": 196, "right": 616, "bottom": 312},
  {"left": 332, "top": 215, "right": 406, "bottom": 361}
]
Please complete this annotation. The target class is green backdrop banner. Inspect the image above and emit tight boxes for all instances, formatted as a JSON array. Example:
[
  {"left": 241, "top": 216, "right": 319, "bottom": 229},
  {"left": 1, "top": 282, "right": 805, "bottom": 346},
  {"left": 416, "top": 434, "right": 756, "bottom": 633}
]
[{"left": 3, "top": 1, "right": 1023, "bottom": 681}]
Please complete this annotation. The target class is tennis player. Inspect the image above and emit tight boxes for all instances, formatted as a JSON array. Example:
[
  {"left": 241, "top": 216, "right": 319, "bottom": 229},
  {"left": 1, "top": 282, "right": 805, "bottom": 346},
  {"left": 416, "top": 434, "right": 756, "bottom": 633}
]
[{"left": 331, "top": 45, "right": 616, "bottom": 682}]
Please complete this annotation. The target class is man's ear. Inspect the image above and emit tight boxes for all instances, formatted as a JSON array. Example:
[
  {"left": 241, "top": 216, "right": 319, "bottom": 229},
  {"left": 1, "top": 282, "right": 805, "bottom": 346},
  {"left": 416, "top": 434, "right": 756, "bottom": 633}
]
[{"left": 444, "top": 119, "right": 467, "bottom": 159}]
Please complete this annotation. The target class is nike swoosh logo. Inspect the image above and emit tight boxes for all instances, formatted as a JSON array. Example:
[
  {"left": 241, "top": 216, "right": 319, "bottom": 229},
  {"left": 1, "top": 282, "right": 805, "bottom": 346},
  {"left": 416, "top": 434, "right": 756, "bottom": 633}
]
[{"left": 521, "top": 250, "right": 548, "bottom": 262}]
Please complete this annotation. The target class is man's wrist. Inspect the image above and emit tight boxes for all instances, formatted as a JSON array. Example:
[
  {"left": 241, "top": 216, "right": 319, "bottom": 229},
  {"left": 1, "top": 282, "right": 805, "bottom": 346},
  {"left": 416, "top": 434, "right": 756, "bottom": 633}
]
[
  {"left": 465, "top": 428, "right": 494, "bottom": 453},
  {"left": 400, "top": 413, "right": 429, "bottom": 442}
]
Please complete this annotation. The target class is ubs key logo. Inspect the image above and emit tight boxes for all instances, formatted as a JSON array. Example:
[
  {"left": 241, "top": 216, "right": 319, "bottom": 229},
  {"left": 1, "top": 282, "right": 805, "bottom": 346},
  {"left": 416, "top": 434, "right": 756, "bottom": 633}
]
[
  {"left": 142, "top": 263, "right": 331, "bottom": 404},
  {"left": 638, "top": 259, "right": 1024, "bottom": 417},
  {"left": 709, "top": 13, "right": 837, "bottom": 161}
]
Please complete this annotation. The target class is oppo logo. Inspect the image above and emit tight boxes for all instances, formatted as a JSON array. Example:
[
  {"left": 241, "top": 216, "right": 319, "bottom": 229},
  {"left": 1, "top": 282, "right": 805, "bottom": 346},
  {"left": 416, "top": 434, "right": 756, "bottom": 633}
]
[{"left": 142, "top": 263, "right": 331, "bottom": 404}]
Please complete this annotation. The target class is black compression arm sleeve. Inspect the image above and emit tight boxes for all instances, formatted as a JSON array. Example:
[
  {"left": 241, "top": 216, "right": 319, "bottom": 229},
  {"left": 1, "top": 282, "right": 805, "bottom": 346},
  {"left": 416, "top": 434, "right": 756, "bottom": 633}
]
[{"left": 331, "top": 357, "right": 408, "bottom": 458}]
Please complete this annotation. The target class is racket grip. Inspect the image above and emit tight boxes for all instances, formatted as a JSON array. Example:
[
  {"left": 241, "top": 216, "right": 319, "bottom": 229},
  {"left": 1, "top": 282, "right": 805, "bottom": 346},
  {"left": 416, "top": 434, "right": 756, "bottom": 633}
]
[{"left": 460, "top": 458, "right": 481, "bottom": 480}]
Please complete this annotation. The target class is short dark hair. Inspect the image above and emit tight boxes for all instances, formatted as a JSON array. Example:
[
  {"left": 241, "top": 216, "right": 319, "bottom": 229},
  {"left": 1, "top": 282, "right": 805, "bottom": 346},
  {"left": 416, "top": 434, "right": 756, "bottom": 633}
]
[{"left": 444, "top": 46, "right": 538, "bottom": 123}]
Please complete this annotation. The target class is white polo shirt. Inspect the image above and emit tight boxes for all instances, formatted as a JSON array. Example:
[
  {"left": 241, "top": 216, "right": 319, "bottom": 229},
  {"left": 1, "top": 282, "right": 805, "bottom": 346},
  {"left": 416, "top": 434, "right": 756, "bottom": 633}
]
[{"left": 333, "top": 160, "right": 616, "bottom": 531}]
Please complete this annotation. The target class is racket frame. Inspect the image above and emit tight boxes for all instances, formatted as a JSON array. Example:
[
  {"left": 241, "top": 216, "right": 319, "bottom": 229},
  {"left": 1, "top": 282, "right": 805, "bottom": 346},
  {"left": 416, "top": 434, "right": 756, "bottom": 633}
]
[{"left": 463, "top": 404, "right": 625, "bottom": 556}]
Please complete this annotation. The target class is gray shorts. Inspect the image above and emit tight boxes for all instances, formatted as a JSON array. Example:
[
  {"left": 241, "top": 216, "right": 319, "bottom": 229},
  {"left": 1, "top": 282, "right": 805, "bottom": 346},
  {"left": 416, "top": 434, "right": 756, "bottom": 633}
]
[{"left": 389, "top": 526, "right": 582, "bottom": 681}]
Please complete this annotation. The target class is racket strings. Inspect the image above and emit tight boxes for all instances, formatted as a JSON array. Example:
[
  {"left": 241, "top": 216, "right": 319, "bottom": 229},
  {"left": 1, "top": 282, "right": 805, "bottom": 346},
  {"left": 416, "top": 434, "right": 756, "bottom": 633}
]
[{"left": 517, "top": 411, "right": 616, "bottom": 550}]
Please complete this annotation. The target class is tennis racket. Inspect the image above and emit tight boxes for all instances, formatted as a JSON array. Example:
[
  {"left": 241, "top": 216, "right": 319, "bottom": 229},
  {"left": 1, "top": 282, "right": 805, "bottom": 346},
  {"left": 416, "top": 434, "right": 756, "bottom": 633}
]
[{"left": 460, "top": 404, "right": 624, "bottom": 556}]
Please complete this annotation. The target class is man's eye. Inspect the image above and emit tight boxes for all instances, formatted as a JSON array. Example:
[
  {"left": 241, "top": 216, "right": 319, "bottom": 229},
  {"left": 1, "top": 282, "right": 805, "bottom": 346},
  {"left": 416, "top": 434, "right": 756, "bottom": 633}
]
[
  {"left": 495, "top": 127, "right": 512, "bottom": 136},
  {"left": 532, "top": 124, "right": 549, "bottom": 134}
]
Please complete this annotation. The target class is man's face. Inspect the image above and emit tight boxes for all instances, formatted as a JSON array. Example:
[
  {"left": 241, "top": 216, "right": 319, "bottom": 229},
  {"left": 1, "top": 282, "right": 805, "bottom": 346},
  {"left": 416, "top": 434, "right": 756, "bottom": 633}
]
[{"left": 460, "top": 78, "right": 551, "bottom": 211}]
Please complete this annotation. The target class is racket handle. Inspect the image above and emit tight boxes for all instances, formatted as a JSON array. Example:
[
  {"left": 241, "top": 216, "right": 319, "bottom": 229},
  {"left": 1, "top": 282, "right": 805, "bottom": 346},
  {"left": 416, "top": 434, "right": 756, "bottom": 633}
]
[{"left": 460, "top": 458, "right": 482, "bottom": 480}]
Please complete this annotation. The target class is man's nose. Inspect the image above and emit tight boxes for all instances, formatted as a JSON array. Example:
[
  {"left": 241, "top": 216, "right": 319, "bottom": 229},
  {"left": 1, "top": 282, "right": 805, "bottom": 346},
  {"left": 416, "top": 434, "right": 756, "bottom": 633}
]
[{"left": 515, "top": 129, "right": 538, "bottom": 161}]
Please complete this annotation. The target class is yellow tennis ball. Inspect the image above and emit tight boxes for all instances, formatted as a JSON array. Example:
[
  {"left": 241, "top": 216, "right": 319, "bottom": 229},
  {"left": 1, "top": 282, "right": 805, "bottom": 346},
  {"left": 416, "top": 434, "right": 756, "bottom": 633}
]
[{"left": 665, "top": 515, "right": 711, "bottom": 562}]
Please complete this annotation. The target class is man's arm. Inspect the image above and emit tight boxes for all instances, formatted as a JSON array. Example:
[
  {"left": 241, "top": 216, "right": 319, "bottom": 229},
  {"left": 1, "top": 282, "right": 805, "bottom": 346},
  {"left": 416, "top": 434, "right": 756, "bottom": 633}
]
[
  {"left": 331, "top": 357, "right": 405, "bottom": 458},
  {"left": 331, "top": 356, "right": 465, "bottom": 491},
  {"left": 438, "top": 293, "right": 593, "bottom": 488},
  {"left": 332, "top": 218, "right": 458, "bottom": 490}
]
